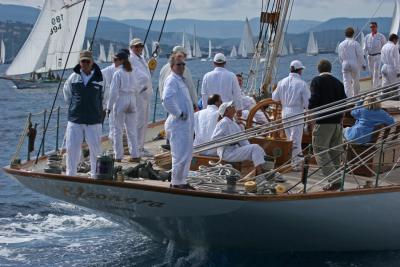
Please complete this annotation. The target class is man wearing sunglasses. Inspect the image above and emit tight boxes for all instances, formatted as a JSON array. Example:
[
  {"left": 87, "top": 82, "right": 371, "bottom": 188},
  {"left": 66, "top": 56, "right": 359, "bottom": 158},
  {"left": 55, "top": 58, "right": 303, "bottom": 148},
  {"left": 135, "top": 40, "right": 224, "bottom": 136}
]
[
  {"left": 63, "top": 50, "right": 104, "bottom": 177},
  {"left": 162, "top": 54, "right": 195, "bottom": 190},
  {"left": 129, "top": 38, "right": 153, "bottom": 157},
  {"left": 364, "top": 22, "right": 386, "bottom": 89}
]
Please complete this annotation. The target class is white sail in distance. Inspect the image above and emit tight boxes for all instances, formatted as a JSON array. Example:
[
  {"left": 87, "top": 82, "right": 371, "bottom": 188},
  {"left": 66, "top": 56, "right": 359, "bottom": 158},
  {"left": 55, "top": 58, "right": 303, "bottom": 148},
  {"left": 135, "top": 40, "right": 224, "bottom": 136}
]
[
  {"left": 208, "top": 40, "right": 212, "bottom": 58},
  {"left": 107, "top": 43, "right": 115, "bottom": 62},
  {"left": 7, "top": 0, "right": 90, "bottom": 76},
  {"left": 230, "top": 46, "right": 237, "bottom": 58},
  {"left": 390, "top": 0, "right": 400, "bottom": 35},
  {"left": 288, "top": 41, "right": 294, "bottom": 55},
  {"left": 182, "top": 31, "right": 192, "bottom": 59},
  {"left": 98, "top": 44, "right": 106, "bottom": 63},
  {"left": 277, "top": 37, "right": 288, "bottom": 57},
  {"left": 306, "top": 31, "right": 318, "bottom": 56},
  {"left": 0, "top": 39, "right": 5, "bottom": 64},
  {"left": 129, "top": 27, "right": 133, "bottom": 43},
  {"left": 238, "top": 17, "right": 254, "bottom": 58}
]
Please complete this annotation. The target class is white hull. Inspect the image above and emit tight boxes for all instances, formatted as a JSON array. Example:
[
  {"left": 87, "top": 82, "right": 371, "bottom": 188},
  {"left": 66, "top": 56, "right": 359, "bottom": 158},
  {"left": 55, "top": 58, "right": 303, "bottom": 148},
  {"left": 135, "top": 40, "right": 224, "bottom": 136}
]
[{"left": 5, "top": 169, "right": 400, "bottom": 252}]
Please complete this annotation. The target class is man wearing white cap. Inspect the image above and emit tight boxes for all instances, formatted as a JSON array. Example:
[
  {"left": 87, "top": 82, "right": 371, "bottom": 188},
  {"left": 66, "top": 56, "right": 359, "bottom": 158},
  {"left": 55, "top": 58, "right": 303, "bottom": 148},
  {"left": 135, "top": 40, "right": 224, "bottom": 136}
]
[
  {"left": 159, "top": 46, "right": 198, "bottom": 107},
  {"left": 272, "top": 60, "right": 310, "bottom": 171},
  {"left": 211, "top": 101, "right": 266, "bottom": 175},
  {"left": 201, "top": 53, "right": 242, "bottom": 116},
  {"left": 129, "top": 38, "right": 153, "bottom": 157},
  {"left": 163, "top": 54, "right": 195, "bottom": 190},
  {"left": 63, "top": 50, "right": 104, "bottom": 177}
]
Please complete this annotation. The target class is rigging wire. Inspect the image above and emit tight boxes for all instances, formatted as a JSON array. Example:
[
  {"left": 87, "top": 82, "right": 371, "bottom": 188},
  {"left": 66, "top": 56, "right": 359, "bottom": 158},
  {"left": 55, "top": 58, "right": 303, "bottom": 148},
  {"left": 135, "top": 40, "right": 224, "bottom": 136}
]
[
  {"left": 152, "top": 0, "right": 172, "bottom": 57},
  {"left": 88, "top": 0, "right": 106, "bottom": 51},
  {"left": 144, "top": 0, "right": 160, "bottom": 45},
  {"left": 35, "top": 0, "right": 91, "bottom": 164}
]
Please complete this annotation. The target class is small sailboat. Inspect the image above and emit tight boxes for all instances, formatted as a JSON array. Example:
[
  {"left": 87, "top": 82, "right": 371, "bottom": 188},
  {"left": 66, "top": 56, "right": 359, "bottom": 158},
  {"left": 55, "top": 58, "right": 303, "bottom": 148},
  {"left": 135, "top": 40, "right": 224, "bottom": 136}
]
[
  {"left": 192, "top": 25, "right": 202, "bottom": 58},
  {"left": 107, "top": 43, "right": 115, "bottom": 62},
  {"left": 182, "top": 31, "right": 192, "bottom": 59},
  {"left": 277, "top": 37, "right": 288, "bottom": 57},
  {"left": 98, "top": 43, "right": 107, "bottom": 63},
  {"left": 0, "top": 39, "right": 5, "bottom": 64},
  {"left": 238, "top": 17, "right": 255, "bottom": 58},
  {"left": 306, "top": 31, "right": 318, "bottom": 56},
  {"left": 206, "top": 40, "right": 212, "bottom": 60},
  {"left": 390, "top": 0, "right": 400, "bottom": 35},
  {"left": 288, "top": 41, "right": 294, "bottom": 55},
  {"left": 2, "top": 0, "right": 90, "bottom": 89},
  {"left": 230, "top": 46, "right": 238, "bottom": 58}
]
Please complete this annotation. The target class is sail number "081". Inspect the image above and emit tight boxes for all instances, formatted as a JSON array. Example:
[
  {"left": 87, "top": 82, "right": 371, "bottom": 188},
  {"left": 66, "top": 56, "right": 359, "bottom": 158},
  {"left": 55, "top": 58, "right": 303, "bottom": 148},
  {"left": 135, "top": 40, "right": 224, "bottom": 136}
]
[{"left": 50, "top": 14, "right": 64, "bottom": 35}]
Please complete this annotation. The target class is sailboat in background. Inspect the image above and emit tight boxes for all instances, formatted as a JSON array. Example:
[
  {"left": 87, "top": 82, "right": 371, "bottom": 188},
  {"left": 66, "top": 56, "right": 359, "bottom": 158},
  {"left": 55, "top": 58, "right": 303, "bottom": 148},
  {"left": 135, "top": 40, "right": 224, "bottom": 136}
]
[
  {"left": 230, "top": 46, "right": 238, "bottom": 58},
  {"left": 2, "top": 0, "right": 90, "bottom": 89},
  {"left": 238, "top": 17, "right": 255, "bottom": 58},
  {"left": 0, "top": 39, "right": 5, "bottom": 64},
  {"left": 98, "top": 43, "right": 107, "bottom": 63},
  {"left": 107, "top": 43, "right": 115, "bottom": 62},
  {"left": 192, "top": 25, "right": 202, "bottom": 58},
  {"left": 277, "top": 37, "right": 288, "bottom": 57},
  {"left": 288, "top": 41, "right": 294, "bottom": 55},
  {"left": 306, "top": 31, "right": 318, "bottom": 56},
  {"left": 182, "top": 31, "right": 192, "bottom": 59},
  {"left": 390, "top": 0, "right": 400, "bottom": 34}
]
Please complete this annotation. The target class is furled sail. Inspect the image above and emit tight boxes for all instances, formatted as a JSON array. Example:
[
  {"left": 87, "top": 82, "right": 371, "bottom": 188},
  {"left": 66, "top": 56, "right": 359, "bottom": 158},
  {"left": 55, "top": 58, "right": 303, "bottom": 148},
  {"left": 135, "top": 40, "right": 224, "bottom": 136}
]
[
  {"left": 306, "top": 31, "right": 318, "bottom": 56},
  {"left": 6, "top": 0, "right": 90, "bottom": 76},
  {"left": 238, "top": 17, "right": 254, "bottom": 58},
  {"left": 390, "top": 0, "right": 400, "bottom": 35}
]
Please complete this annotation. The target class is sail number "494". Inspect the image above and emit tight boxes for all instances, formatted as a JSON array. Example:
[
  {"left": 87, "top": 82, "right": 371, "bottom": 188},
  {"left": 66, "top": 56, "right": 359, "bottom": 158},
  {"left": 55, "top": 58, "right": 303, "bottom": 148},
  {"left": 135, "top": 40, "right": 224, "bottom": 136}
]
[{"left": 50, "top": 14, "right": 64, "bottom": 35}]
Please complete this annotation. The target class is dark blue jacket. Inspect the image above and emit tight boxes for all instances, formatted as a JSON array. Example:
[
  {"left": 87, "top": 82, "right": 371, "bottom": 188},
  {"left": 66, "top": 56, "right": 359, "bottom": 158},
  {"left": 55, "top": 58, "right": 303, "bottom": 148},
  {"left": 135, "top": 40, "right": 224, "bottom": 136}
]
[{"left": 64, "top": 63, "right": 104, "bottom": 124}]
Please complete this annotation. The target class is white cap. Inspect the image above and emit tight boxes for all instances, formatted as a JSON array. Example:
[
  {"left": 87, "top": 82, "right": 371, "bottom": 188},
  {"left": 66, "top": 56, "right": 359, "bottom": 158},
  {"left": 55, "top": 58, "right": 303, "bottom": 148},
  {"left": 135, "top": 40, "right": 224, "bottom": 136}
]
[
  {"left": 290, "top": 60, "right": 305, "bottom": 70},
  {"left": 218, "top": 101, "right": 234, "bottom": 116},
  {"left": 130, "top": 38, "right": 143, "bottom": 47},
  {"left": 172, "top": 45, "right": 186, "bottom": 54},
  {"left": 213, "top": 53, "right": 226, "bottom": 63}
]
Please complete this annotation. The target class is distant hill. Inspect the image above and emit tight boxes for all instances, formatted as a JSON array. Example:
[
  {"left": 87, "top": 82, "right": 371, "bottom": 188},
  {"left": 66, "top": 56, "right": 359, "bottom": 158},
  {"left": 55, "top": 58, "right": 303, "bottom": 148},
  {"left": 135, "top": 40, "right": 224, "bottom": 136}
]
[
  {"left": 0, "top": 4, "right": 39, "bottom": 24},
  {"left": 310, "top": 17, "right": 392, "bottom": 33}
]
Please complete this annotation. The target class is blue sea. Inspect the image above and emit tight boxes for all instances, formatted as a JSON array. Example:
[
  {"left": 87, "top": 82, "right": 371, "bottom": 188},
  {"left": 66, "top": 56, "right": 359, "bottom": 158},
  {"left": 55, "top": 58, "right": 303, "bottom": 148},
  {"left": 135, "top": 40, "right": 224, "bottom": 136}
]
[{"left": 0, "top": 55, "right": 397, "bottom": 266}]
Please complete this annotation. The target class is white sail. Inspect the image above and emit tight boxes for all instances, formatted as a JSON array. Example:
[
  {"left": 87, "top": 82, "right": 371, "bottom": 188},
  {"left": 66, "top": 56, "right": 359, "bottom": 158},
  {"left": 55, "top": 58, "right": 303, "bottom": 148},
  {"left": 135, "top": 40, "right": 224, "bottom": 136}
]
[
  {"left": 98, "top": 44, "right": 106, "bottom": 63},
  {"left": 7, "top": 0, "right": 90, "bottom": 75},
  {"left": 107, "top": 43, "right": 115, "bottom": 62},
  {"left": 194, "top": 41, "right": 202, "bottom": 58},
  {"left": 238, "top": 17, "right": 254, "bottom": 58},
  {"left": 0, "top": 39, "right": 5, "bottom": 64},
  {"left": 288, "top": 41, "right": 294, "bottom": 55},
  {"left": 390, "top": 0, "right": 400, "bottom": 35},
  {"left": 230, "top": 46, "right": 237, "bottom": 58},
  {"left": 208, "top": 40, "right": 212, "bottom": 59},
  {"left": 277, "top": 37, "right": 288, "bottom": 57},
  {"left": 182, "top": 32, "right": 192, "bottom": 59},
  {"left": 306, "top": 31, "right": 318, "bottom": 56}
]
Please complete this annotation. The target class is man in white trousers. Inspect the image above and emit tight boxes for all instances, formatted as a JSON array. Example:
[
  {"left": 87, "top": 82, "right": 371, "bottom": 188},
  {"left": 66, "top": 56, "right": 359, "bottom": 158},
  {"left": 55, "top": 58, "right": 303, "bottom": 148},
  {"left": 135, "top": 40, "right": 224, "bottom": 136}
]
[
  {"left": 63, "top": 50, "right": 104, "bottom": 177},
  {"left": 338, "top": 27, "right": 365, "bottom": 97},
  {"left": 381, "top": 34, "right": 400, "bottom": 90},
  {"left": 272, "top": 60, "right": 310, "bottom": 171},
  {"left": 162, "top": 54, "right": 195, "bottom": 190},
  {"left": 364, "top": 22, "right": 386, "bottom": 89},
  {"left": 129, "top": 38, "right": 153, "bottom": 157}
]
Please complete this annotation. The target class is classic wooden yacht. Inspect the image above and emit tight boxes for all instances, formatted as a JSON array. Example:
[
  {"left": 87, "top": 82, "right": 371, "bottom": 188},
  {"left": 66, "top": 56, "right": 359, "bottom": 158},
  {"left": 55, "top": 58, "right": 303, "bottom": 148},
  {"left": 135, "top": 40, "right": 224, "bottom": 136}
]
[{"left": 4, "top": 0, "right": 400, "bottom": 252}]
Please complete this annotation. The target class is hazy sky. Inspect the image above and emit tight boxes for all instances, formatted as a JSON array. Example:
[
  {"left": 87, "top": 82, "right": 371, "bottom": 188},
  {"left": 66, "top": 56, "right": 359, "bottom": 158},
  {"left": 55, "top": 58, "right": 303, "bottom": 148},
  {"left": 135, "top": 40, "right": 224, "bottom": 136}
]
[{"left": 0, "top": 0, "right": 395, "bottom": 21}]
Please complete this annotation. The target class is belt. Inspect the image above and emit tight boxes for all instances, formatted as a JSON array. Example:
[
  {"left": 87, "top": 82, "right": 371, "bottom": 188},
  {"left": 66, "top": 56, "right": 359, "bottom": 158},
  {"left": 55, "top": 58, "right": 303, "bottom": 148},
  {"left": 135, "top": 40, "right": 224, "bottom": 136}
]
[{"left": 369, "top": 53, "right": 381, "bottom": 56}]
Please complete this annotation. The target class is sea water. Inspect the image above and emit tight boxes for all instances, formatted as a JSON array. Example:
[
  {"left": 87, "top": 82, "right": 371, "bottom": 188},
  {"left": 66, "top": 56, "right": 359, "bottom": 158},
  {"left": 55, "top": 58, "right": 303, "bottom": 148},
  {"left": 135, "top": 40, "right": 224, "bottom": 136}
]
[{"left": 0, "top": 55, "right": 396, "bottom": 266}]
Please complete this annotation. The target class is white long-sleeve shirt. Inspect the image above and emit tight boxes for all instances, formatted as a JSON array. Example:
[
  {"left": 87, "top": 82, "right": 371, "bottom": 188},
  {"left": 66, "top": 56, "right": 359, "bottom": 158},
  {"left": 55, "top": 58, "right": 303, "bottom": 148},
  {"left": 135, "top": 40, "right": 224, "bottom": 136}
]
[
  {"left": 107, "top": 67, "right": 138, "bottom": 110},
  {"left": 129, "top": 52, "right": 152, "bottom": 95},
  {"left": 201, "top": 67, "right": 243, "bottom": 110},
  {"left": 364, "top": 32, "right": 386, "bottom": 55},
  {"left": 194, "top": 105, "right": 219, "bottom": 146},
  {"left": 272, "top": 73, "right": 310, "bottom": 116},
  {"left": 381, "top": 41, "right": 400, "bottom": 72},
  {"left": 211, "top": 116, "right": 249, "bottom": 157},
  {"left": 338, "top": 38, "right": 365, "bottom": 69},
  {"left": 159, "top": 63, "right": 197, "bottom": 104},
  {"left": 162, "top": 72, "right": 194, "bottom": 120},
  {"left": 101, "top": 64, "right": 117, "bottom": 107}
]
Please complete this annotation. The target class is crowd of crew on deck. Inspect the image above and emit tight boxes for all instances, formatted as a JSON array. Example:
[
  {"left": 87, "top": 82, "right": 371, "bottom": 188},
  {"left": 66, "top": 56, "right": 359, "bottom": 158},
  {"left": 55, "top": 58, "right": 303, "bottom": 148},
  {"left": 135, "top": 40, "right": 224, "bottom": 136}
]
[{"left": 62, "top": 21, "right": 398, "bottom": 191}]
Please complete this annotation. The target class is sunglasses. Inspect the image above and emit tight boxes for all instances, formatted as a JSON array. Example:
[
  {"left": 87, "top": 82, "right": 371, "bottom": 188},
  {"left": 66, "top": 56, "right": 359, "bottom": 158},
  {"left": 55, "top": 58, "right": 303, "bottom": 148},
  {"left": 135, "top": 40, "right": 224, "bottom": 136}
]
[
  {"left": 175, "top": 63, "right": 186, "bottom": 66},
  {"left": 80, "top": 59, "right": 91, "bottom": 64}
]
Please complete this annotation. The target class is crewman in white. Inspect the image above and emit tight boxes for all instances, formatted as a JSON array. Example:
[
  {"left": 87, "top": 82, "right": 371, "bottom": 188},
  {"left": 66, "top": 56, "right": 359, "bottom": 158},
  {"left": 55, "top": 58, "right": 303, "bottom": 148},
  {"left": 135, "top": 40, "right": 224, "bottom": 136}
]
[
  {"left": 63, "top": 51, "right": 103, "bottom": 177},
  {"left": 381, "top": 33, "right": 400, "bottom": 88},
  {"left": 193, "top": 94, "right": 222, "bottom": 156},
  {"left": 364, "top": 22, "right": 386, "bottom": 88},
  {"left": 272, "top": 60, "right": 310, "bottom": 170},
  {"left": 338, "top": 27, "right": 365, "bottom": 97},
  {"left": 201, "top": 53, "right": 243, "bottom": 116},
  {"left": 101, "top": 49, "right": 128, "bottom": 142},
  {"left": 162, "top": 54, "right": 195, "bottom": 190},
  {"left": 107, "top": 50, "right": 140, "bottom": 162},
  {"left": 159, "top": 46, "right": 198, "bottom": 109},
  {"left": 211, "top": 101, "right": 266, "bottom": 175},
  {"left": 129, "top": 38, "right": 153, "bottom": 157}
]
